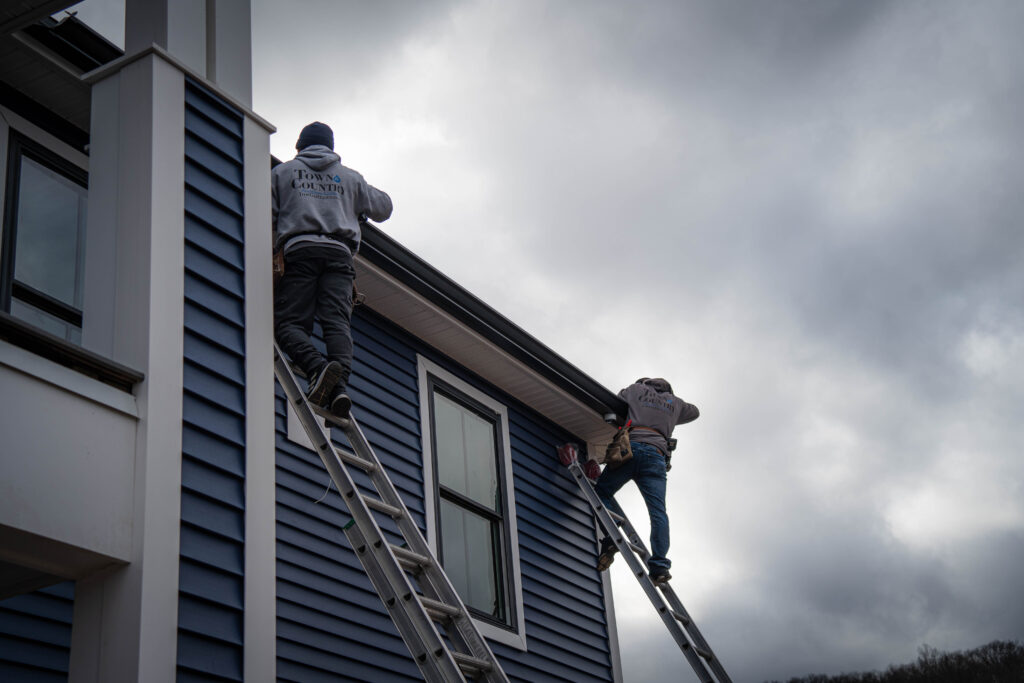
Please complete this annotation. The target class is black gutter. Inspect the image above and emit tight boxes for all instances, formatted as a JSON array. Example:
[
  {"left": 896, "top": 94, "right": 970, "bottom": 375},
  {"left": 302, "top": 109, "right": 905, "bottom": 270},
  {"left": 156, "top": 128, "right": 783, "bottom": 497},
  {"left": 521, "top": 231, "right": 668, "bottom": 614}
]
[{"left": 358, "top": 221, "right": 627, "bottom": 420}]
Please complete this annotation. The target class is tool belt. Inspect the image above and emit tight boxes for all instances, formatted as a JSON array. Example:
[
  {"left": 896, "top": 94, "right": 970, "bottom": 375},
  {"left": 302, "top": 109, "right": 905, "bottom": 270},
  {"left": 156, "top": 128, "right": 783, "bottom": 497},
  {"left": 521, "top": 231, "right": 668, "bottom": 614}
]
[
  {"left": 273, "top": 249, "right": 365, "bottom": 307},
  {"left": 603, "top": 422, "right": 634, "bottom": 470},
  {"left": 622, "top": 425, "right": 674, "bottom": 471}
]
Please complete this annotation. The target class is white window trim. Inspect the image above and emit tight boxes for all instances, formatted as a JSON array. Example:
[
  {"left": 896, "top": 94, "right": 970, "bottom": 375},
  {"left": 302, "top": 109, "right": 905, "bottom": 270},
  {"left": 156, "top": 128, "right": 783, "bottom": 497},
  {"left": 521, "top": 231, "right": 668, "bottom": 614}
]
[{"left": 417, "top": 355, "right": 528, "bottom": 652}]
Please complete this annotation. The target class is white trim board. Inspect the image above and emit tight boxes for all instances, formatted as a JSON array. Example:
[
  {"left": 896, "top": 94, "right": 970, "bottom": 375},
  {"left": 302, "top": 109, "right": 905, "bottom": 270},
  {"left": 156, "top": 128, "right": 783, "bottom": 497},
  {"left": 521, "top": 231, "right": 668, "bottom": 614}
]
[{"left": 417, "top": 355, "right": 528, "bottom": 652}]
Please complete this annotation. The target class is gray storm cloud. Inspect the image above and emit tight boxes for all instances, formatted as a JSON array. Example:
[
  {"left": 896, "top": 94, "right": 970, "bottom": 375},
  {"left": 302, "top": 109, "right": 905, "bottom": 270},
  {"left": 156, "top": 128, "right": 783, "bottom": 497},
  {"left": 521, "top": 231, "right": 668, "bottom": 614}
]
[{"left": 251, "top": 2, "right": 1024, "bottom": 681}]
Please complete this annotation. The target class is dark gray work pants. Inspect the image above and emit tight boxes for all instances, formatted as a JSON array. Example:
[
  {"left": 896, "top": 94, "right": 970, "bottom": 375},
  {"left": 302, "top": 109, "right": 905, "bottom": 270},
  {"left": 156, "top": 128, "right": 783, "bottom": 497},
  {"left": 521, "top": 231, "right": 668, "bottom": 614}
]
[{"left": 274, "top": 245, "right": 355, "bottom": 388}]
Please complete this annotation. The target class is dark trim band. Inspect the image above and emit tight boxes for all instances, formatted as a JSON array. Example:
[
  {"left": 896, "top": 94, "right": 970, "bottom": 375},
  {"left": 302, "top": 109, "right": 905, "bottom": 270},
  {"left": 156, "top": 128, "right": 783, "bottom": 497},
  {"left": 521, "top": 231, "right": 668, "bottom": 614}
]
[{"left": 0, "top": 311, "right": 144, "bottom": 392}]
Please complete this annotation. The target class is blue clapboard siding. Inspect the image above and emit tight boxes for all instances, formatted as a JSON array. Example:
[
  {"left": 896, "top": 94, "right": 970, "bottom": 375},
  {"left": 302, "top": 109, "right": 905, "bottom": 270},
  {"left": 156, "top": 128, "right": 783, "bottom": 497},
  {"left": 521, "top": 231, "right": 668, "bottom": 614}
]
[
  {"left": 0, "top": 582, "right": 74, "bottom": 683},
  {"left": 276, "top": 306, "right": 614, "bottom": 682},
  {"left": 180, "top": 78, "right": 246, "bottom": 682}
]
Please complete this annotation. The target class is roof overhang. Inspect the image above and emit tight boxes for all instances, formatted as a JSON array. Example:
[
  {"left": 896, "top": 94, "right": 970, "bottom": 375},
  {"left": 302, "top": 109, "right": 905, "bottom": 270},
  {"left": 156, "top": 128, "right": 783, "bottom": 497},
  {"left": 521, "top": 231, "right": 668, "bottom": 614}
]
[
  {"left": 0, "top": 1, "right": 77, "bottom": 36},
  {"left": 356, "top": 222, "right": 625, "bottom": 445},
  {"left": 0, "top": 12, "right": 122, "bottom": 152}
]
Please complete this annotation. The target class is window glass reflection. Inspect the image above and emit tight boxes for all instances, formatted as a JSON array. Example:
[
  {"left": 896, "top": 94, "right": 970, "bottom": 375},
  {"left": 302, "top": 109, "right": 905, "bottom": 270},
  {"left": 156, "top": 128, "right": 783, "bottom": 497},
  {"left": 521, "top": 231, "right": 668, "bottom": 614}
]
[
  {"left": 434, "top": 392, "right": 499, "bottom": 510},
  {"left": 440, "top": 498, "right": 504, "bottom": 621},
  {"left": 14, "top": 156, "right": 87, "bottom": 308}
]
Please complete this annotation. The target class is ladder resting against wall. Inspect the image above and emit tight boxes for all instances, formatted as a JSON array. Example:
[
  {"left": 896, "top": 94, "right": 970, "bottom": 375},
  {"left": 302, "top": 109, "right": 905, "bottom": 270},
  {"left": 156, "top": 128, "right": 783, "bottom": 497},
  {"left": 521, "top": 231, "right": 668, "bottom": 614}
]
[
  {"left": 274, "top": 343, "right": 509, "bottom": 682},
  {"left": 557, "top": 443, "right": 733, "bottom": 683}
]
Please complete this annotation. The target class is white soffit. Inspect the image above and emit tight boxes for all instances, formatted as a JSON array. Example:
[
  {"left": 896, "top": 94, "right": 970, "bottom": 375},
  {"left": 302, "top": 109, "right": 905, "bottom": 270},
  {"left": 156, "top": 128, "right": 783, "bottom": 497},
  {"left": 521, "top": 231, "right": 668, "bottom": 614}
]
[{"left": 355, "top": 258, "right": 616, "bottom": 445}]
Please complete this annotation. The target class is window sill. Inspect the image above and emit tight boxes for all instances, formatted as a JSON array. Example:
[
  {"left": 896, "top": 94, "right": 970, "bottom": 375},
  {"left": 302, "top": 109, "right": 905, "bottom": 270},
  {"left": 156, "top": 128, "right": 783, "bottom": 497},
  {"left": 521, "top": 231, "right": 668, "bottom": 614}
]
[
  {"left": 475, "top": 616, "right": 528, "bottom": 652},
  {"left": 0, "top": 311, "right": 143, "bottom": 393}
]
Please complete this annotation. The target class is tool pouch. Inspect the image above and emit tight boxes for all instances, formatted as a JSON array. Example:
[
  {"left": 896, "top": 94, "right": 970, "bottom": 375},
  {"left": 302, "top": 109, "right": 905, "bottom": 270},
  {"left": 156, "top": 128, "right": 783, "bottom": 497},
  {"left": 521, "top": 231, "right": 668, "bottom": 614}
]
[{"left": 603, "top": 425, "right": 634, "bottom": 470}]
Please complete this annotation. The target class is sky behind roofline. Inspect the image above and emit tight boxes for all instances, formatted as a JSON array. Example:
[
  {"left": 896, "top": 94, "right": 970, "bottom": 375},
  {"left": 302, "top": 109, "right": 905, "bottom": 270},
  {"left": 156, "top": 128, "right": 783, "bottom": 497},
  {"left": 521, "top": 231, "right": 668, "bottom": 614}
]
[{"left": 65, "top": 1, "right": 1024, "bottom": 681}]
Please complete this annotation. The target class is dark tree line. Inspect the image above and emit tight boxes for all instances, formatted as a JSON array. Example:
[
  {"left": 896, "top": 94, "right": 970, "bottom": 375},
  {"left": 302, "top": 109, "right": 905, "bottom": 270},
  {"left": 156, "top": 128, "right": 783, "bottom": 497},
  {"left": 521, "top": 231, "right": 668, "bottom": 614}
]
[{"left": 767, "top": 640, "right": 1024, "bottom": 683}]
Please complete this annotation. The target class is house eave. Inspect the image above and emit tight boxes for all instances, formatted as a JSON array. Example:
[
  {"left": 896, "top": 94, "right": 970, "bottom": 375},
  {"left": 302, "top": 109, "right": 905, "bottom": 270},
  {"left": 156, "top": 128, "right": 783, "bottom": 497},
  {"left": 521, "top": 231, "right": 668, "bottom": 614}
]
[{"left": 356, "top": 222, "right": 626, "bottom": 444}]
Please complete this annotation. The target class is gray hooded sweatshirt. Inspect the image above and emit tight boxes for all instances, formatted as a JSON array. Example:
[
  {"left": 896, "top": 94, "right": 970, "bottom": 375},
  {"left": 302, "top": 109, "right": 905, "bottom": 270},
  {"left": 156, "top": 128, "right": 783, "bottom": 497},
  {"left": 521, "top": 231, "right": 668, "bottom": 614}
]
[
  {"left": 272, "top": 145, "right": 393, "bottom": 255},
  {"left": 619, "top": 381, "right": 699, "bottom": 456}
]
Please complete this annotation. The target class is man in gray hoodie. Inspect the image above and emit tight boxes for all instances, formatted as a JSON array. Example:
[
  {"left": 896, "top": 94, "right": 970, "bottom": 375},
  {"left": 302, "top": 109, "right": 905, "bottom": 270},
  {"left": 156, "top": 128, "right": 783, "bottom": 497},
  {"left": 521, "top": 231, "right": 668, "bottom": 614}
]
[
  {"left": 594, "top": 378, "right": 699, "bottom": 585},
  {"left": 273, "top": 122, "right": 393, "bottom": 418}
]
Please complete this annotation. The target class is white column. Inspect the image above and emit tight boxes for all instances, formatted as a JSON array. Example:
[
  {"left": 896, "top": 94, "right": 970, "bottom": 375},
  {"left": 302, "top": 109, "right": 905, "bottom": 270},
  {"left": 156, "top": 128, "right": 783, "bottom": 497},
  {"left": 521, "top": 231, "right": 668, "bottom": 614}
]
[
  {"left": 125, "top": 0, "right": 252, "bottom": 106},
  {"left": 208, "top": 0, "right": 253, "bottom": 107},
  {"left": 69, "top": 53, "right": 186, "bottom": 683},
  {"left": 242, "top": 115, "right": 277, "bottom": 680}
]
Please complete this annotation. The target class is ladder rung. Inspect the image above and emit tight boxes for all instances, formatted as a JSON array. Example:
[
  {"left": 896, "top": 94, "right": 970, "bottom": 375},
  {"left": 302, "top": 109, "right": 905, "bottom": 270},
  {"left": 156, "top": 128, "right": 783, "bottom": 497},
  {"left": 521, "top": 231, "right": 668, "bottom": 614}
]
[
  {"left": 671, "top": 610, "right": 690, "bottom": 626},
  {"left": 451, "top": 651, "right": 492, "bottom": 676},
  {"left": 608, "top": 510, "right": 625, "bottom": 524},
  {"left": 627, "top": 542, "right": 647, "bottom": 556},
  {"left": 339, "top": 450, "right": 376, "bottom": 473},
  {"left": 696, "top": 647, "right": 713, "bottom": 660},
  {"left": 418, "top": 595, "right": 461, "bottom": 622},
  {"left": 391, "top": 544, "right": 432, "bottom": 573},
  {"left": 278, "top": 348, "right": 509, "bottom": 682},
  {"left": 362, "top": 495, "right": 402, "bottom": 518}
]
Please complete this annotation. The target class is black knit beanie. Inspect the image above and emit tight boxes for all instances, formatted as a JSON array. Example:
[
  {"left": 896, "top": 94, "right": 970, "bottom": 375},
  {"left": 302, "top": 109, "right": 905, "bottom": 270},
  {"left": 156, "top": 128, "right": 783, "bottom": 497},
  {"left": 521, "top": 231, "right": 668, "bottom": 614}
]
[
  {"left": 643, "top": 378, "right": 674, "bottom": 394},
  {"left": 296, "top": 122, "right": 334, "bottom": 150}
]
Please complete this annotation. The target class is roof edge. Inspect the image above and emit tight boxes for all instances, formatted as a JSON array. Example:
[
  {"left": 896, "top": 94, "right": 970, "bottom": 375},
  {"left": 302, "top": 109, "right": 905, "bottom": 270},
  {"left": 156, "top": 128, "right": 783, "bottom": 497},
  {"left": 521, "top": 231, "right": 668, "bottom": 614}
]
[{"left": 358, "top": 222, "right": 627, "bottom": 421}]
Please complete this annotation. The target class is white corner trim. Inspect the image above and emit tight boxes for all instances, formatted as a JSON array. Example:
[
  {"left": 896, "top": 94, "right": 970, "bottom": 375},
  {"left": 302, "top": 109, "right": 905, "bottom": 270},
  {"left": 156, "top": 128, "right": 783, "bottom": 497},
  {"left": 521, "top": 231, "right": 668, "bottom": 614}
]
[
  {"left": 416, "top": 355, "right": 528, "bottom": 652},
  {"left": 242, "top": 116, "right": 277, "bottom": 682},
  {"left": 599, "top": 526, "right": 624, "bottom": 683},
  {"left": 0, "top": 340, "right": 138, "bottom": 418}
]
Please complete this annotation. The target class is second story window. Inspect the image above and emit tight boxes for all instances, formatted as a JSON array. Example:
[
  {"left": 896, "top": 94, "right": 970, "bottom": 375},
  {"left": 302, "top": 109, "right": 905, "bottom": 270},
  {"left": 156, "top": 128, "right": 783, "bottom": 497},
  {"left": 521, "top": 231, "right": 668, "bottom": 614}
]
[
  {"left": 432, "top": 386, "right": 510, "bottom": 624},
  {"left": 2, "top": 131, "right": 88, "bottom": 343},
  {"left": 418, "top": 356, "right": 527, "bottom": 650}
]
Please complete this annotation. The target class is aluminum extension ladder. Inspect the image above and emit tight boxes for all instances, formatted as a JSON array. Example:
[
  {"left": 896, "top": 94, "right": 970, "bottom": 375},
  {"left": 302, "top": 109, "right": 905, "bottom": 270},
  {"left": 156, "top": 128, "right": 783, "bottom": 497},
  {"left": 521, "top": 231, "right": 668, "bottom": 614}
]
[
  {"left": 275, "top": 343, "right": 509, "bottom": 683},
  {"left": 557, "top": 443, "right": 732, "bottom": 683}
]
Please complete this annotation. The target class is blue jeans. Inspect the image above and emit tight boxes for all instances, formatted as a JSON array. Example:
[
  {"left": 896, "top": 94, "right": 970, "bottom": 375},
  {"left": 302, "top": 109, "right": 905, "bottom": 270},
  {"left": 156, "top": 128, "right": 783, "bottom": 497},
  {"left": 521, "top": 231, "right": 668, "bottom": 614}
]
[{"left": 595, "top": 442, "right": 670, "bottom": 572}]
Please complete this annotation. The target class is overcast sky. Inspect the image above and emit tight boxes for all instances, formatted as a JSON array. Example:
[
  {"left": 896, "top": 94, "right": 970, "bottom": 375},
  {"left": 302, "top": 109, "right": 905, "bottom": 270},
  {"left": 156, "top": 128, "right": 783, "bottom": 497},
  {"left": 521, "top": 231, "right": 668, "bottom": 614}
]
[{"left": 72, "top": 1, "right": 1024, "bottom": 681}]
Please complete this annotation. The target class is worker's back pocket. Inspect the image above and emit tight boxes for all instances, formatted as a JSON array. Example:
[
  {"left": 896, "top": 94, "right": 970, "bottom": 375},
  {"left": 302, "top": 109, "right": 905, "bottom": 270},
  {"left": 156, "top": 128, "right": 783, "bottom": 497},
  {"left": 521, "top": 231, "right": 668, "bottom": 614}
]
[{"left": 633, "top": 444, "right": 667, "bottom": 479}]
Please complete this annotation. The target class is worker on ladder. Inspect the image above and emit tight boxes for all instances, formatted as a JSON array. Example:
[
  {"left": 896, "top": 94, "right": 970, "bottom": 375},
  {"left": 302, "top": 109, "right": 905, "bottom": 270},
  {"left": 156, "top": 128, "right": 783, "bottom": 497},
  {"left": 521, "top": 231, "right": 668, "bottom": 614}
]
[
  {"left": 595, "top": 378, "right": 699, "bottom": 585},
  {"left": 272, "top": 122, "right": 393, "bottom": 419}
]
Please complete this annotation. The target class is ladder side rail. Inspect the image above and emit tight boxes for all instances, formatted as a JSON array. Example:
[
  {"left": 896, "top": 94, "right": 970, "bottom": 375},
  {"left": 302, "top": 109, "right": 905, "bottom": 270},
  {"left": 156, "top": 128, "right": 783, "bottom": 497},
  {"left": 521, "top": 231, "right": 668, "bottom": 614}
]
[
  {"left": 274, "top": 347, "right": 470, "bottom": 681},
  {"left": 570, "top": 460, "right": 733, "bottom": 683},
  {"left": 567, "top": 462, "right": 715, "bottom": 683},
  {"left": 344, "top": 522, "right": 469, "bottom": 682},
  {"left": 659, "top": 583, "right": 733, "bottom": 683},
  {"left": 614, "top": 504, "right": 732, "bottom": 681},
  {"left": 584, "top": 460, "right": 731, "bottom": 682},
  {"left": 342, "top": 417, "right": 509, "bottom": 680}
]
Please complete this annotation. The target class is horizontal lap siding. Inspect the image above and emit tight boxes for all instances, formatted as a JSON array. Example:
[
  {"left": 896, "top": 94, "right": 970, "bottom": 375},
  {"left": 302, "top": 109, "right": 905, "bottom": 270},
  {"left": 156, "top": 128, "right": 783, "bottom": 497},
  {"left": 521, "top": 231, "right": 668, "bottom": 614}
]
[
  {"left": 0, "top": 582, "right": 74, "bottom": 682},
  {"left": 276, "top": 306, "right": 612, "bottom": 681},
  {"left": 275, "top": 310, "right": 423, "bottom": 682},
  {"left": 180, "top": 79, "right": 246, "bottom": 682}
]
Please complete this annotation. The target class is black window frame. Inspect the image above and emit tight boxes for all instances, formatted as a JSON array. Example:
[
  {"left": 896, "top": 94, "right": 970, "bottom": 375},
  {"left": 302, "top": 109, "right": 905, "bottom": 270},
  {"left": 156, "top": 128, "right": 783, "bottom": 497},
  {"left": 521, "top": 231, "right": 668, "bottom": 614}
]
[
  {"left": 427, "top": 374, "right": 518, "bottom": 631},
  {"left": 2, "top": 129, "right": 88, "bottom": 332}
]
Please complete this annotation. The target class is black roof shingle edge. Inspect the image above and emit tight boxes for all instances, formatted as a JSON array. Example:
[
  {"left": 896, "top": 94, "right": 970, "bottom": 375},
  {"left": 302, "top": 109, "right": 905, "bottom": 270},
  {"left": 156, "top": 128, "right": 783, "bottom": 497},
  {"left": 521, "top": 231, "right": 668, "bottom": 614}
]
[{"left": 358, "top": 221, "right": 627, "bottom": 420}]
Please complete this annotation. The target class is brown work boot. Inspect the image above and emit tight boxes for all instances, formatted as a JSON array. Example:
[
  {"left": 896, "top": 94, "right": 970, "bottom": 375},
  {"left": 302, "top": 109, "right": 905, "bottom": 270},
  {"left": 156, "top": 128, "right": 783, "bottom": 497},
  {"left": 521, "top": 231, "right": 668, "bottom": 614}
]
[
  {"left": 650, "top": 568, "right": 672, "bottom": 586},
  {"left": 596, "top": 539, "right": 618, "bottom": 571}
]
